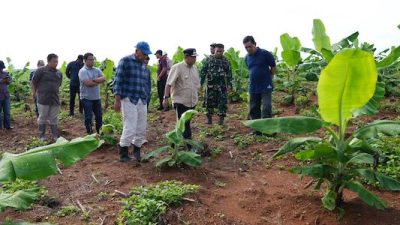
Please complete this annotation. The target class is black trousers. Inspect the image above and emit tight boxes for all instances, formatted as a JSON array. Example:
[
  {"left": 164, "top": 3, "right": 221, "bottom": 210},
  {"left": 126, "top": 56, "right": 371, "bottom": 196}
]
[
  {"left": 157, "top": 79, "right": 167, "bottom": 109},
  {"left": 174, "top": 103, "right": 195, "bottom": 139},
  {"left": 70, "top": 87, "right": 83, "bottom": 115}
]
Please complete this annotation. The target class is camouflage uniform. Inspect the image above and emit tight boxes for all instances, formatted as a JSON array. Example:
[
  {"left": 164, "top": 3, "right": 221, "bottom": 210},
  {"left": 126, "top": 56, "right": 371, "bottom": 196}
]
[{"left": 200, "top": 55, "right": 232, "bottom": 117}]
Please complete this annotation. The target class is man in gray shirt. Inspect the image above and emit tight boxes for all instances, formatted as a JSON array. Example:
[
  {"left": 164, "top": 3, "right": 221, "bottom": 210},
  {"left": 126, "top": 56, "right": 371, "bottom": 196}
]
[
  {"left": 32, "top": 54, "right": 62, "bottom": 141},
  {"left": 79, "top": 53, "right": 105, "bottom": 134}
]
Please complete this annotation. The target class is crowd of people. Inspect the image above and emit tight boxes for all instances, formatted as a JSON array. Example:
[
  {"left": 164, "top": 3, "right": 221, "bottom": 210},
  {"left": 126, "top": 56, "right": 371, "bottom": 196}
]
[{"left": 0, "top": 35, "right": 276, "bottom": 162}]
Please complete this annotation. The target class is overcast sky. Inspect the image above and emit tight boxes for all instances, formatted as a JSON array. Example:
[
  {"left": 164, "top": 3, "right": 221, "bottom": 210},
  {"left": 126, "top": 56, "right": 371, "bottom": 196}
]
[{"left": 1, "top": 0, "right": 399, "bottom": 68}]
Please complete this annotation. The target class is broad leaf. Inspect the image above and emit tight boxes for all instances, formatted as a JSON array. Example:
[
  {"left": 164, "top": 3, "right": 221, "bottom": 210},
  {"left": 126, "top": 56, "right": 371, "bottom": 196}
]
[
  {"left": 273, "top": 137, "right": 321, "bottom": 158},
  {"left": 0, "top": 135, "right": 103, "bottom": 182},
  {"left": 376, "top": 46, "right": 400, "bottom": 68},
  {"left": 318, "top": 49, "right": 377, "bottom": 128},
  {"left": 177, "top": 151, "right": 202, "bottom": 167},
  {"left": 156, "top": 156, "right": 173, "bottom": 168},
  {"left": 244, "top": 116, "right": 324, "bottom": 135},
  {"left": 354, "top": 120, "right": 400, "bottom": 139},
  {"left": 321, "top": 48, "right": 334, "bottom": 62},
  {"left": 102, "top": 58, "right": 115, "bottom": 82},
  {"left": 295, "top": 143, "right": 336, "bottom": 160},
  {"left": 280, "top": 33, "right": 302, "bottom": 68},
  {"left": 142, "top": 146, "right": 171, "bottom": 161},
  {"left": 353, "top": 82, "right": 385, "bottom": 116},
  {"left": 0, "top": 188, "right": 41, "bottom": 211},
  {"left": 357, "top": 169, "right": 400, "bottom": 191},
  {"left": 346, "top": 153, "right": 374, "bottom": 165},
  {"left": 290, "top": 164, "right": 337, "bottom": 179},
  {"left": 345, "top": 181, "right": 387, "bottom": 210},
  {"left": 322, "top": 190, "right": 336, "bottom": 211},
  {"left": 312, "top": 19, "right": 331, "bottom": 53},
  {"left": 176, "top": 110, "right": 197, "bottom": 134},
  {"left": 332, "top": 32, "right": 360, "bottom": 51}
]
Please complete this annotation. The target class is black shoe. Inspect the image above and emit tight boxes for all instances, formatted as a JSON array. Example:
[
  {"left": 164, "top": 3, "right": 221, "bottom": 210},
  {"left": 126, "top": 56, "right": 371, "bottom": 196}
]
[
  {"left": 133, "top": 145, "right": 141, "bottom": 162},
  {"left": 118, "top": 145, "right": 131, "bottom": 162},
  {"left": 206, "top": 115, "right": 212, "bottom": 124},
  {"left": 69, "top": 113, "right": 74, "bottom": 117},
  {"left": 218, "top": 116, "right": 224, "bottom": 126}
]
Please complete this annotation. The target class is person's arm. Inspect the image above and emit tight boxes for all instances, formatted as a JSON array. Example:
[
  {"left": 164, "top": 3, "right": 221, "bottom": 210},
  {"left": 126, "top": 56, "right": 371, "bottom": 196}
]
[
  {"left": 31, "top": 70, "right": 42, "bottom": 99},
  {"left": 266, "top": 51, "right": 276, "bottom": 78},
  {"left": 162, "top": 84, "right": 172, "bottom": 109},
  {"left": 113, "top": 59, "right": 125, "bottom": 112},
  {"left": 162, "top": 65, "right": 178, "bottom": 108},
  {"left": 226, "top": 60, "right": 233, "bottom": 90},
  {"left": 199, "top": 58, "right": 208, "bottom": 86},
  {"left": 94, "top": 70, "right": 106, "bottom": 83},
  {"left": 66, "top": 63, "right": 71, "bottom": 79},
  {"left": 157, "top": 60, "right": 168, "bottom": 80},
  {"left": 79, "top": 69, "right": 98, "bottom": 87}
]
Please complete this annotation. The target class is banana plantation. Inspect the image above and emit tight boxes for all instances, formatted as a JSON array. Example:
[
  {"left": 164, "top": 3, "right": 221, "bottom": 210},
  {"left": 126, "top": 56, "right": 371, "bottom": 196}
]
[{"left": 0, "top": 19, "right": 400, "bottom": 225}]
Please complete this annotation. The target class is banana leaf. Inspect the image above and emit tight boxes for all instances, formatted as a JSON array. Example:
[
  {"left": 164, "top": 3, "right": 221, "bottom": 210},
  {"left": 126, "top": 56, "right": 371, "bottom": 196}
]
[
  {"left": 0, "top": 135, "right": 103, "bottom": 182},
  {"left": 345, "top": 181, "right": 387, "bottom": 210},
  {"left": 318, "top": 49, "right": 377, "bottom": 128},
  {"left": 244, "top": 116, "right": 324, "bottom": 135},
  {"left": 0, "top": 188, "right": 41, "bottom": 212}
]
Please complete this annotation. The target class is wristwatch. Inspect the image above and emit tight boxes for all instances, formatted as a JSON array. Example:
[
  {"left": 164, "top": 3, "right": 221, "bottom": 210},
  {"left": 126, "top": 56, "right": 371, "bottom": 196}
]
[{"left": 163, "top": 96, "right": 170, "bottom": 99}]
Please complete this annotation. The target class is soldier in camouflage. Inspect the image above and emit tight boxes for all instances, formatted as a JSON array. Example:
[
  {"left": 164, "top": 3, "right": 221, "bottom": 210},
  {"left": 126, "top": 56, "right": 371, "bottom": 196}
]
[{"left": 200, "top": 43, "right": 232, "bottom": 125}]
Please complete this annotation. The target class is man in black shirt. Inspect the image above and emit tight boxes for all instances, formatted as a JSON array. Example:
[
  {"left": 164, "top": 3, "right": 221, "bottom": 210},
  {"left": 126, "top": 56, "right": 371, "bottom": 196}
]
[{"left": 66, "top": 55, "right": 84, "bottom": 116}]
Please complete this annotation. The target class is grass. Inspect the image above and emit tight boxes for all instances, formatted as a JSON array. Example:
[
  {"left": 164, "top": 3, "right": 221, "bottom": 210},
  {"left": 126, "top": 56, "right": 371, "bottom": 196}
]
[{"left": 117, "top": 180, "right": 199, "bottom": 225}]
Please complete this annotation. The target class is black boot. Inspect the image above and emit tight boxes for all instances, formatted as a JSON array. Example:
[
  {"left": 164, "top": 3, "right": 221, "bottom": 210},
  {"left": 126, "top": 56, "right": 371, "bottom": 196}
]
[
  {"left": 206, "top": 115, "right": 212, "bottom": 124},
  {"left": 38, "top": 124, "right": 46, "bottom": 141},
  {"left": 50, "top": 125, "right": 59, "bottom": 142},
  {"left": 133, "top": 145, "right": 141, "bottom": 162},
  {"left": 118, "top": 145, "right": 130, "bottom": 162},
  {"left": 218, "top": 116, "right": 224, "bottom": 125}
]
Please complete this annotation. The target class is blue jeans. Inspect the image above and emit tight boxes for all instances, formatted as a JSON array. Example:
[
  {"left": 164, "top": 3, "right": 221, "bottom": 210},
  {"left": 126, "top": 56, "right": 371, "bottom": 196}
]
[
  {"left": 81, "top": 99, "right": 102, "bottom": 134},
  {"left": 249, "top": 92, "right": 272, "bottom": 119},
  {"left": 0, "top": 98, "right": 11, "bottom": 129}
]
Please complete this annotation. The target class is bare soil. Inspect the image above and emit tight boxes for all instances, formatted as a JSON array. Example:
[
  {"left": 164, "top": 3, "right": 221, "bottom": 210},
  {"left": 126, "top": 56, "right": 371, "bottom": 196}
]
[{"left": 1, "top": 99, "right": 400, "bottom": 225}]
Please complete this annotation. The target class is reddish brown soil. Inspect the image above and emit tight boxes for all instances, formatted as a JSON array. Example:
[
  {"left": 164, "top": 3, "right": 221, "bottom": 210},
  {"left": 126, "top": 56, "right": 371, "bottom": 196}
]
[{"left": 1, "top": 100, "right": 400, "bottom": 225}]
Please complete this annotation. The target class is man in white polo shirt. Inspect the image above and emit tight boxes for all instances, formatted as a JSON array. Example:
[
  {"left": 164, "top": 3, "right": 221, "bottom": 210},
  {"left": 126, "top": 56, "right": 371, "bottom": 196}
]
[{"left": 163, "top": 48, "right": 201, "bottom": 140}]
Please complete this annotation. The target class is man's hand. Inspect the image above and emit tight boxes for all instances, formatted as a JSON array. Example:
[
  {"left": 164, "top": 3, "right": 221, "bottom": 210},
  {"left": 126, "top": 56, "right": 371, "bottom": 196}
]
[
  {"left": 162, "top": 99, "right": 169, "bottom": 109},
  {"left": 114, "top": 99, "right": 121, "bottom": 112}
]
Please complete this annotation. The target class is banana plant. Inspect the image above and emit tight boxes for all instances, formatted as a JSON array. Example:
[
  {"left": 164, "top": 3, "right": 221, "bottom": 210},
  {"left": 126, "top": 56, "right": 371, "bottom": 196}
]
[
  {"left": 224, "top": 48, "right": 249, "bottom": 102},
  {"left": 99, "top": 58, "right": 115, "bottom": 110},
  {"left": 6, "top": 58, "right": 31, "bottom": 103},
  {"left": 244, "top": 49, "right": 400, "bottom": 211},
  {"left": 0, "top": 135, "right": 103, "bottom": 211},
  {"left": 278, "top": 33, "right": 303, "bottom": 105},
  {"left": 143, "top": 110, "right": 202, "bottom": 168}
]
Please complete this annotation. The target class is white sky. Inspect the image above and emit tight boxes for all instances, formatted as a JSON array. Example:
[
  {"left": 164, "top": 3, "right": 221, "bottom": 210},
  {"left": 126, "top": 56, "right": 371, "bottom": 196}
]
[{"left": 1, "top": 0, "right": 399, "bottom": 68}]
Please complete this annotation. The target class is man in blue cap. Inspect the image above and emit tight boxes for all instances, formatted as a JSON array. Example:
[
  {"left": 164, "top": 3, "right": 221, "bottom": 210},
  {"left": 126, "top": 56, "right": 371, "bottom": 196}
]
[{"left": 113, "top": 41, "right": 152, "bottom": 163}]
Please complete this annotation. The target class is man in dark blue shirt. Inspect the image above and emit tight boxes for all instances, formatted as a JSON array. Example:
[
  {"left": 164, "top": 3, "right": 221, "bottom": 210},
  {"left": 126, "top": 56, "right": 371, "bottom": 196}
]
[
  {"left": 66, "top": 55, "right": 84, "bottom": 116},
  {"left": 243, "top": 36, "right": 276, "bottom": 133}
]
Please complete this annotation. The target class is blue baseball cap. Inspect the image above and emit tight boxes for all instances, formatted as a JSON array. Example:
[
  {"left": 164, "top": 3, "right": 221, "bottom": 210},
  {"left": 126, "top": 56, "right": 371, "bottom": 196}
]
[{"left": 135, "top": 41, "right": 152, "bottom": 55}]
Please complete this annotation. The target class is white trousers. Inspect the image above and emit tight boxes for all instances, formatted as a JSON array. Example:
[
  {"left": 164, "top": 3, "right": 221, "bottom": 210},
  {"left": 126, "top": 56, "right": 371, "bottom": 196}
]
[{"left": 119, "top": 98, "right": 147, "bottom": 148}]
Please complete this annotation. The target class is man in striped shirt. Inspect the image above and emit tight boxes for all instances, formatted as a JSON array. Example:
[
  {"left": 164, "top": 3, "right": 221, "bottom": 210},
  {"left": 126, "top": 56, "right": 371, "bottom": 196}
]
[{"left": 113, "top": 42, "right": 152, "bottom": 162}]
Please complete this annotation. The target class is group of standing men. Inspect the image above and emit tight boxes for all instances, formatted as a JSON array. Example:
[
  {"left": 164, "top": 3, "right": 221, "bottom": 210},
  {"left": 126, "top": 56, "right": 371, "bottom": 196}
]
[{"left": 0, "top": 35, "right": 276, "bottom": 164}]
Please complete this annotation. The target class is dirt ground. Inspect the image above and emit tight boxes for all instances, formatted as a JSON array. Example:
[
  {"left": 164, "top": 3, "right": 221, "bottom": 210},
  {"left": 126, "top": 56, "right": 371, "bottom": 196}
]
[{"left": 1, "top": 100, "right": 400, "bottom": 225}]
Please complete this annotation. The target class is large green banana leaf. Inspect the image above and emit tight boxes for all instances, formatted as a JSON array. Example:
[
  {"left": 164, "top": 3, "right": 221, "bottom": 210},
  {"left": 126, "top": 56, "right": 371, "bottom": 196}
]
[
  {"left": 167, "top": 110, "right": 198, "bottom": 145},
  {"left": 273, "top": 137, "right": 321, "bottom": 158},
  {"left": 0, "top": 188, "right": 41, "bottom": 212},
  {"left": 312, "top": 19, "right": 332, "bottom": 54},
  {"left": 317, "top": 49, "right": 377, "bottom": 128},
  {"left": 0, "top": 135, "right": 103, "bottom": 182},
  {"left": 280, "top": 33, "right": 301, "bottom": 68},
  {"left": 243, "top": 116, "right": 324, "bottom": 134},
  {"left": 353, "top": 120, "right": 400, "bottom": 139}
]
